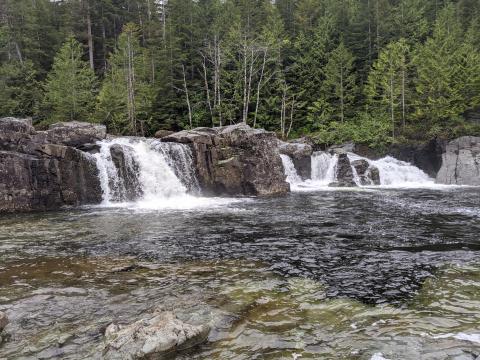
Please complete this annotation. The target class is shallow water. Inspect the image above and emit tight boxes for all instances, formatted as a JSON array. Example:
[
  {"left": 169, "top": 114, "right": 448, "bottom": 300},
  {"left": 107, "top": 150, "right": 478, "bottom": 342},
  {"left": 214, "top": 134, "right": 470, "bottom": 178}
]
[{"left": 1, "top": 187, "right": 480, "bottom": 359}]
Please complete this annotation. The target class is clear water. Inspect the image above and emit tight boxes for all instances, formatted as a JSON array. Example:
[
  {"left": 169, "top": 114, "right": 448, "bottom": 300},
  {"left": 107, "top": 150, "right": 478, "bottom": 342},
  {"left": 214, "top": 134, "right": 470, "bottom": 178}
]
[{"left": 1, "top": 187, "right": 480, "bottom": 359}]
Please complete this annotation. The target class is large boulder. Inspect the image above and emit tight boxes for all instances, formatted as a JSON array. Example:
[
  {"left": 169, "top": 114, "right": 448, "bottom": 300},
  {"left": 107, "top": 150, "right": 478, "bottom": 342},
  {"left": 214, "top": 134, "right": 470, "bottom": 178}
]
[
  {"left": 162, "top": 124, "right": 290, "bottom": 196},
  {"left": 47, "top": 121, "right": 106, "bottom": 148},
  {"left": 104, "top": 311, "right": 210, "bottom": 359},
  {"left": 278, "top": 140, "right": 313, "bottom": 180},
  {"left": 0, "top": 117, "right": 103, "bottom": 213},
  {"left": 436, "top": 136, "right": 480, "bottom": 185},
  {"left": 154, "top": 129, "right": 174, "bottom": 139},
  {"left": 330, "top": 152, "right": 356, "bottom": 187}
]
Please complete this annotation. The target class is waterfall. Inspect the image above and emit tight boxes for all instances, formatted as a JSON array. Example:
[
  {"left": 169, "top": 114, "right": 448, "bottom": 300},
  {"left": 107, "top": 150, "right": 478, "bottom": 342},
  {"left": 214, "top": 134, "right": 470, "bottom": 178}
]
[
  {"left": 311, "top": 152, "right": 338, "bottom": 185},
  {"left": 93, "top": 137, "right": 199, "bottom": 206},
  {"left": 347, "top": 153, "right": 434, "bottom": 186},
  {"left": 280, "top": 154, "right": 302, "bottom": 185}
]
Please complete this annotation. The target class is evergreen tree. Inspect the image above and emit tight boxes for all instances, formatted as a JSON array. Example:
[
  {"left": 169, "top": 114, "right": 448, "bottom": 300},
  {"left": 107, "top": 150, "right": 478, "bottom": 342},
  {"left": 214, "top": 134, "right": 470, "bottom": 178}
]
[
  {"left": 366, "top": 38, "right": 410, "bottom": 138},
  {"left": 42, "top": 35, "right": 97, "bottom": 123},
  {"left": 322, "top": 41, "right": 357, "bottom": 122},
  {"left": 96, "top": 23, "right": 154, "bottom": 135}
]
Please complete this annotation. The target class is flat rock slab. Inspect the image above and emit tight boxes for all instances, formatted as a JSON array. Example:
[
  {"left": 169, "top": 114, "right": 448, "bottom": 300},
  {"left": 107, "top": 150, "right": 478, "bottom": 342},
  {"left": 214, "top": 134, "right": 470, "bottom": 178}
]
[{"left": 104, "top": 311, "right": 210, "bottom": 359}]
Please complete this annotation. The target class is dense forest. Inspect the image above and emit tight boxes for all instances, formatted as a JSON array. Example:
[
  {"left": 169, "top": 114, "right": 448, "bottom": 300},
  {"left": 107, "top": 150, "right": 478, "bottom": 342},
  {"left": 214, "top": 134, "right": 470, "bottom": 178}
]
[{"left": 1, "top": 0, "right": 480, "bottom": 147}]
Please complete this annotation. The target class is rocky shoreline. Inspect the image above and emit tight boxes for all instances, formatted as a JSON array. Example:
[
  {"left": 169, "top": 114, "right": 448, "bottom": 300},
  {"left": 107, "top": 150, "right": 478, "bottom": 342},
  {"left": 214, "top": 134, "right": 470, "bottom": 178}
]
[{"left": 1, "top": 116, "right": 480, "bottom": 213}]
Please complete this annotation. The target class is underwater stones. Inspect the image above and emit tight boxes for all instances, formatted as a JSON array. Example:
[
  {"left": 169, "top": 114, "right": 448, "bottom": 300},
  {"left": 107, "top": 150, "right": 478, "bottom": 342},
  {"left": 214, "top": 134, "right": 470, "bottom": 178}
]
[
  {"left": 104, "top": 310, "right": 210, "bottom": 360},
  {"left": 436, "top": 136, "right": 480, "bottom": 185},
  {"left": 163, "top": 124, "right": 290, "bottom": 196},
  {"left": 0, "top": 311, "right": 8, "bottom": 332}
]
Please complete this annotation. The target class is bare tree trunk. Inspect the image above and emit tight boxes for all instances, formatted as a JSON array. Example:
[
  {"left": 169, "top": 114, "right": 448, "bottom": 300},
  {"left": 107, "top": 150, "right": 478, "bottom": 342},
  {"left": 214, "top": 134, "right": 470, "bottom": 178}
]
[
  {"left": 401, "top": 68, "right": 406, "bottom": 129},
  {"left": 242, "top": 37, "right": 248, "bottom": 124},
  {"left": 286, "top": 95, "right": 295, "bottom": 138},
  {"left": 340, "top": 65, "right": 344, "bottom": 122},
  {"left": 182, "top": 64, "right": 193, "bottom": 128},
  {"left": 253, "top": 48, "right": 267, "bottom": 128},
  {"left": 390, "top": 74, "right": 395, "bottom": 139},
  {"left": 85, "top": 0, "right": 94, "bottom": 70},
  {"left": 201, "top": 55, "right": 213, "bottom": 125},
  {"left": 245, "top": 47, "right": 255, "bottom": 125},
  {"left": 126, "top": 31, "right": 137, "bottom": 134},
  {"left": 280, "top": 86, "right": 287, "bottom": 139}
]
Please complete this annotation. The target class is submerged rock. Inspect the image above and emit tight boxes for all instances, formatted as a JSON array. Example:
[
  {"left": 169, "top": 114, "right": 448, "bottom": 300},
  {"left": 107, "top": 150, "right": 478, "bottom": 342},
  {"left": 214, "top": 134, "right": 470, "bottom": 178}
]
[
  {"left": 0, "top": 311, "right": 8, "bottom": 331},
  {"left": 104, "top": 311, "right": 210, "bottom": 359},
  {"left": 162, "top": 124, "right": 289, "bottom": 196},
  {"left": 436, "top": 136, "right": 480, "bottom": 185}
]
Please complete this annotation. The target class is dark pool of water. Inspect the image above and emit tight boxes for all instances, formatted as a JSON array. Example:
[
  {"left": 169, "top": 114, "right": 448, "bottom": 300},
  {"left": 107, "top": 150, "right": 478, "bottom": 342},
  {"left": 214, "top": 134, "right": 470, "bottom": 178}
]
[{"left": 1, "top": 187, "right": 480, "bottom": 359}]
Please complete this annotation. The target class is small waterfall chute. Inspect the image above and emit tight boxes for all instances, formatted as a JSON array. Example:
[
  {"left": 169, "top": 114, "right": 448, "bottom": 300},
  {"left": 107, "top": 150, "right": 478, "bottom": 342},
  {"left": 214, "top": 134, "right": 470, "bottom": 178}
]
[
  {"left": 93, "top": 137, "right": 201, "bottom": 207},
  {"left": 280, "top": 154, "right": 302, "bottom": 186},
  {"left": 311, "top": 152, "right": 338, "bottom": 185}
]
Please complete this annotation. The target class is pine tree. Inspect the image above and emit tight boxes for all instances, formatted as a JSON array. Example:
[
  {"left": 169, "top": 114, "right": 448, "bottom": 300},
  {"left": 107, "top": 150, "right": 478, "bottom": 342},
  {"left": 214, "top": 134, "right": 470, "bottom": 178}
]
[
  {"left": 413, "top": 5, "right": 467, "bottom": 127},
  {"left": 322, "top": 41, "right": 357, "bottom": 122},
  {"left": 42, "top": 35, "right": 97, "bottom": 123},
  {"left": 366, "top": 38, "right": 410, "bottom": 138},
  {"left": 96, "top": 23, "right": 154, "bottom": 135}
]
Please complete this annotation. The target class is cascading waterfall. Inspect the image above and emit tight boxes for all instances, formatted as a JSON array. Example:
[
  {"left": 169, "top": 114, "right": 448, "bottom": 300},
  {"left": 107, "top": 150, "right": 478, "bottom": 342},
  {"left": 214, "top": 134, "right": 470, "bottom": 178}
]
[
  {"left": 311, "top": 152, "right": 338, "bottom": 185},
  {"left": 93, "top": 137, "right": 199, "bottom": 207},
  {"left": 283, "top": 150, "right": 435, "bottom": 189},
  {"left": 347, "top": 153, "right": 434, "bottom": 186},
  {"left": 280, "top": 154, "right": 302, "bottom": 185}
]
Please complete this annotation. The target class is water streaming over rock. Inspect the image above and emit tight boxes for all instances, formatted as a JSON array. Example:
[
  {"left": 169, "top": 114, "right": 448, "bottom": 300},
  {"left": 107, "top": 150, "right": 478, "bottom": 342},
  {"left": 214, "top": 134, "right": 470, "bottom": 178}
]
[
  {"left": 280, "top": 154, "right": 302, "bottom": 185},
  {"left": 285, "top": 150, "right": 435, "bottom": 188},
  {"left": 93, "top": 138, "right": 199, "bottom": 205}
]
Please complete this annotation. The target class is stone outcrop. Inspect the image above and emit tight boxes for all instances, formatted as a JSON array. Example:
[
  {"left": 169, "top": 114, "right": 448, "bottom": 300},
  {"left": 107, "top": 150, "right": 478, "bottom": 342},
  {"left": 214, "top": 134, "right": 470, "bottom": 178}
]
[
  {"left": 46, "top": 121, "right": 106, "bottom": 148},
  {"left": 109, "top": 144, "right": 142, "bottom": 201},
  {"left": 162, "top": 124, "right": 290, "bottom": 196},
  {"left": 104, "top": 310, "right": 210, "bottom": 359},
  {"left": 330, "top": 152, "right": 356, "bottom": 187},
  {"left": 278, "top": 139, "right": 313, "bottom": 180},
  {"left": 436, "top": 136, "right": 480, "bottom": 185},
  {"left": 0, "top": 117, "right": 102, "bottom": 213},
  {"left": 154, "top": 129, "right": 174, "bottom": 139},
  {"left": 351, "top": 159, "right": 380, "bottom": 185}
]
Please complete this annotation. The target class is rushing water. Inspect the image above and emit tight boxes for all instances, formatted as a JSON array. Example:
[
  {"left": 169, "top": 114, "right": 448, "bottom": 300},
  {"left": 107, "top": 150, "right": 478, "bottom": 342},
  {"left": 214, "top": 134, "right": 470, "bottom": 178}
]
[{"left": 1, "top": 184, "right": 480, "bottom": 359}]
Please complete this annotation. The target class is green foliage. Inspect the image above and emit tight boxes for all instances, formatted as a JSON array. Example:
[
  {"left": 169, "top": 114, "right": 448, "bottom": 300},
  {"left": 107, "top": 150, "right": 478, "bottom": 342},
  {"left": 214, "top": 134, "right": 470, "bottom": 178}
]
[
  {"left": 42, "top": 35, "right": 97, "bottom": 123},
  {"left": 0, "top": 0, "right": 480, "bottom": 146},
  {"left": 0, "top": 60, "right": 40, "bottom": 117}
]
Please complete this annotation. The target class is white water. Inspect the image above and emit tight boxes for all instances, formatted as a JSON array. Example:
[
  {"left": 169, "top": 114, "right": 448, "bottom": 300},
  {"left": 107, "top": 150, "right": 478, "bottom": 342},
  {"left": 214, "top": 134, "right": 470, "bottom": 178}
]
[
  {"left": 93, "top": 138, "right": 236, "bottom": 210},
  {"left": 347, "top": 153, "right": 435, "bottom": 187},
  {"left": 280, "top": 154, "right": 303, "bottom": 186},
  {"left": 283, "top": 150, "right": 437, "bottom": 190}
]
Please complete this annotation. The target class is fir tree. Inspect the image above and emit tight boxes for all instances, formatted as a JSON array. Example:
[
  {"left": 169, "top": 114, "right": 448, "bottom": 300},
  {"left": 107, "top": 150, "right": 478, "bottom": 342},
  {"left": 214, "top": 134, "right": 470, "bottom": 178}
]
[{"left": 42, "top": 35, "right": 97, "bottom": 123}]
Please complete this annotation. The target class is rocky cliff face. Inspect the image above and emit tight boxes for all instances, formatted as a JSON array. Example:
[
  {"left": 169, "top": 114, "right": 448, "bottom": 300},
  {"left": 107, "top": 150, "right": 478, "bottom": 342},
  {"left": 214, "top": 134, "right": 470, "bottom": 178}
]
[
  {"left": 162, "top": 124, "right": 290, "bottom": 196},
  {"left": 0, "top": 117, "right": 103, "bottom": 212},
  {"left": 436, "top": 136, "right": 480, "bottom": 185}
]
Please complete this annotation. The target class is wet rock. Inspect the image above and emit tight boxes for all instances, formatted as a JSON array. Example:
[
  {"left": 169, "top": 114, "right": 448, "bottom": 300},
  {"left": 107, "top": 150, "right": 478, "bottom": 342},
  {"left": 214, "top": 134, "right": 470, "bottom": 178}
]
[
  {"left": 0, "top": 311, "right": 8, "bottom": 332},
  {"left": 351, "top": 159, "right": 381, "bottom": 185},
  {"left": 278, "top": 140, "right": 313, "bottom": 180},
  {"left": 163, "top": 124, "right": 289, "bottom": 196},
  {"left": 47, "top": 121, "right": 106, "bottom": 148},
  {"left": 330, "top": 153, "right": 356, "bottom": 187},
  {"left": 329, "top": 142, "right": 355, "bottom": 155},
  {"left": 104, "top": 311, "right": 210, "bottom": 359},
  {"left": 368, "top": 165, "right": 381, "bottom": 185},
  {"left": 109, "top": 144, "right": 142, "bottom": 201},
  {"left": 154, "top": 129, "right": 174, "bottom": 139},
  {"left": 437, "top": 136, "right": 480, "bottom": 185},
  {"left": 0, "top": 120, "right": 102, "bottom": 213}
]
